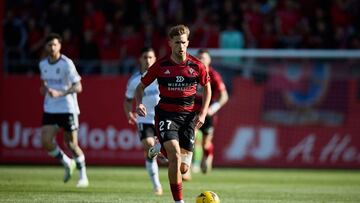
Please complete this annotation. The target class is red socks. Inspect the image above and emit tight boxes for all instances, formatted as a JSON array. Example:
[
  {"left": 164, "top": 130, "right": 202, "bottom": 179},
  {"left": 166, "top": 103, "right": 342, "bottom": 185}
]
[
  {"left": 204, "top": 143, "right": 214, "bottom": 157},
  {"left": 170, "top": 183, "right": 183, "bottom": 201}
]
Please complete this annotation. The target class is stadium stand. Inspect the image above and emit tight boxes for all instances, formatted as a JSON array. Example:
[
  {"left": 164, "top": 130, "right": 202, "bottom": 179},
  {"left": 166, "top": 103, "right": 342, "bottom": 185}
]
[{"left": 3, "top": 0, "right": 360, "bottom": 74}]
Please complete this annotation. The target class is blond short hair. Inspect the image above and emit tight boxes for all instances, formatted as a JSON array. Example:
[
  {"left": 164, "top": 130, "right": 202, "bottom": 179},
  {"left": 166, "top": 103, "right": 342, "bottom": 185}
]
[{"left": 168, "top": 24, "right": 190, "bottom": 39}]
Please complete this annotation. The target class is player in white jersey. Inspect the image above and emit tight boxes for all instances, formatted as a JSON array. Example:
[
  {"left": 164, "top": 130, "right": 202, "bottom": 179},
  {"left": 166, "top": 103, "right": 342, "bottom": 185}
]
[
  {"left": 39, "top": 33, "right": 88, "bottom": 188},
  {"left": 123, "top": 47, "right": 163, "bottom": 195}
]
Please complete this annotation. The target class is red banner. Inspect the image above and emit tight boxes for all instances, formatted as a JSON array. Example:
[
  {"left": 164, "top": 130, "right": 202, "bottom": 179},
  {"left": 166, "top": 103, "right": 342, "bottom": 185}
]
[
  {"left": 1, "top": 75, "right": 360, "bottom": 168},
  {"left": 0, "top": 75, "right": 143, "bottom": 165}
]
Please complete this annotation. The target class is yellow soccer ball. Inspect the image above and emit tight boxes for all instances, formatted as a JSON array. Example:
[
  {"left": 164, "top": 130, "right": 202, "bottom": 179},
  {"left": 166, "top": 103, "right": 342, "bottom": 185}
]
[{"left": 196, "top": 191, "right": 220, "bottom": 203}]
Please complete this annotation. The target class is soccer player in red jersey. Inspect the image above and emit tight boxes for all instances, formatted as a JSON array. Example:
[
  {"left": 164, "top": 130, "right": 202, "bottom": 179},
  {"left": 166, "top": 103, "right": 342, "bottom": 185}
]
[
  {"left": 182, "top": 49, "right": 229, "bottom": 181},
  {"left": 135, "top": 25, "right": 211, "bottom": 203},
  {"left": 196, "top": 49, "right": 229, "bottom": 174}
]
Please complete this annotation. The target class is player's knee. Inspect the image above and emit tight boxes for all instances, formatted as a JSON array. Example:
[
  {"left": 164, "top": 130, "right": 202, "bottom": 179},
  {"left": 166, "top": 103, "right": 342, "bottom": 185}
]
[
  {"left": 180, "top": 152, "right": 193, "bottom": 174},
  {"left": 41, "top": 134, "right": 53, "bottom": 150},
  {"left": 142, "top": 137, "right": 155, "bottom": 149},
  {"left": 66, "top": 141, "right": 79, "bottom": 151},
  {"left": 180, "top": 163, "right": 190, "bottom": 174},
  {"left": 41, "top": 140, "right": 52, "bottom": 150}
]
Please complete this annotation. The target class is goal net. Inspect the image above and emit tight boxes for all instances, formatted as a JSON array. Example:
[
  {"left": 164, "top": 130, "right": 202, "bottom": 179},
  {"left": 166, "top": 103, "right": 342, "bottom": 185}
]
[{"left": 188, "top": 48, "right": 360, "bottom": 126}]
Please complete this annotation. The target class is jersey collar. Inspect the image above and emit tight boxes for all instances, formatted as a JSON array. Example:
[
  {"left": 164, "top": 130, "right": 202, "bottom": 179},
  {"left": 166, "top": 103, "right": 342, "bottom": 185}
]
[
  {"left": 47, "top": 54, "right": 62, "bottom": 65},
  {"left": 169, "top": 53, "right": 189, "bottom": 65}
]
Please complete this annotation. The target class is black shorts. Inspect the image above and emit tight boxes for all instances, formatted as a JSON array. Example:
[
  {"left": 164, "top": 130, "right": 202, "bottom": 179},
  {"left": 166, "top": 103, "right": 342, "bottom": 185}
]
[
  {"left": 137, "top": 123, "right": 156, "bottom": 141},
  {"left": 42, "top": 113, "right": 79, "bottom": 132},
  {"left": 155, "top": 107, "right": 197, "bottom": 151},
  {"left": 199, "top": 115, "right": 214, "bottom": 135}
]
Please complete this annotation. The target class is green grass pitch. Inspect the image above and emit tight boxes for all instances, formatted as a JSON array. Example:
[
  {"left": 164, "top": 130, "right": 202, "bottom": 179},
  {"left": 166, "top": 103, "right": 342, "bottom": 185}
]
[{"left": 0, "top": 165, "right": 359, "bottom": 202}]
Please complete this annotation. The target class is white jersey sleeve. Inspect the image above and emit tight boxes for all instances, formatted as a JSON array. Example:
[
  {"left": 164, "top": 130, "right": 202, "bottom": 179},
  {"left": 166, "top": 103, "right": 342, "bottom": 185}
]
[{"left": 67, "top": 59, "right": 81, "bottom": 84}]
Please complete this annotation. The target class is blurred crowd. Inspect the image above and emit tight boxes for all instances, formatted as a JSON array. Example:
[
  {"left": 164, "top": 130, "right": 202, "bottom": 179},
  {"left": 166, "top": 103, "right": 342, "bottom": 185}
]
[{"left": 4, "top": 0, "right": 360, "bottom": 74}]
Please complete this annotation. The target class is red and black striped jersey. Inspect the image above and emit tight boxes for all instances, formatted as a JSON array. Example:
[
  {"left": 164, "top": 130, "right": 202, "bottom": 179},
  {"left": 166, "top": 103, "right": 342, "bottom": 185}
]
[
  {"left": 194, "top": 66, "right": 226, "bottom": 111},
  {"left": 141, "top": 53, "right": 209, "bottom": 112}
]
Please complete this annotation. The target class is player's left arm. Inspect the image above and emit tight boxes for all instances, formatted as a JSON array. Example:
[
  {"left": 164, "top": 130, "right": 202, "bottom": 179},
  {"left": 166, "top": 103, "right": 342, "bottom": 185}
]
[
  {"left": 208, "top": 70, "right": 229, "bottom": 116},
  {"left": 65, "top": 81, "right": 83, "bottom": 95},
  {"left": 207, "top": 87, "right": 228, "bottom": 116},
  {"left": 65, "top": 60, "right": 82, "bottom": 95}
]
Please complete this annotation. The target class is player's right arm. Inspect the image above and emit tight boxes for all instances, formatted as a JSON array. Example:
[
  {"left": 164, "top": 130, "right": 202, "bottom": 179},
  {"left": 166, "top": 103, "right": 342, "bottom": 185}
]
[
  {"left": 124, "top": 76, "right": 138, "bottom": 124},
  {"left": 40, "top": 80, "right": 48, "bottom": 95},
  {"left": 135, "top": 82, "right": 147, "bottom": 117},
  {"left": 123, "top": 97, "right": 137, "bottom": 124},
  {"left": 39, "top": 61, "right": 47, "bottom": 96},
  {"left": 135, "top": 60, "right": 159, "bottom": 117}
]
